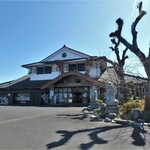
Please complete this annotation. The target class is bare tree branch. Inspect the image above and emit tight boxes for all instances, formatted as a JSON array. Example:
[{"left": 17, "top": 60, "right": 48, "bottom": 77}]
[
  {"left": 148, "top": 43, "right": 150, "bottom": 57},
  {"left": 109, "top": 37, "right": 128, "bottom": 67},
  {"left": 109, "top": 18, "right": 123, "bottom": 38},
  {"left": 99, "top": 56, "right": 117, "bottom": 67},
  {"left": 122, "top": 47, "right": 128, "bottom": 63},
  {"left": 110, "top": 17, "right": 146, "bottom": 62},
  {"left": 131, "top": 10, "right": 146, "bottom": 48}
]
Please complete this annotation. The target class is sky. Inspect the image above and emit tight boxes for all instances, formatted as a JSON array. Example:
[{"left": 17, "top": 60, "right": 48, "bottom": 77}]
[{"left": 0, "top": 0, "right": 150, "bottom": 83}]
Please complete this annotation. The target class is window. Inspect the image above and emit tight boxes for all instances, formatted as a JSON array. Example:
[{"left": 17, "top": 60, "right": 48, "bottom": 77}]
[
  {"left": 32, "top": 67, "right": 37, "bottom": 74},
  {"left": 37, "top": 67, "right": 43, "bottom": 74},
  {"left": 69, "top": 63, "right": 85, "bottom": 71},
  {"left": 37, "top": 66, "right": 52, "bottom": 74},
  {"left": 62, "top": 52, "right": 67, "bottom": 58},
  {"left": 15, "top": 93, "right": 30, "bottom": 101},
  {"left": 78, "top": 63, "right": 85, "bottom": 71},
  {"left": 44, "top": 66, "right": 52, "bottom": 74},
  {"left": 54, "top": 87, "right": 89, "bottom": 104},
  {"left": 69, "top": 64, "right": 77, "bottom": 71}
]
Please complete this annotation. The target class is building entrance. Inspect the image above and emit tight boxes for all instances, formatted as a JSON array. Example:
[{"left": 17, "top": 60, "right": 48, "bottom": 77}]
[
  {"left": 54, "top": 87, "right": 89, "bottom": 104},
  {"left": 72, "top": 92, "right": 82, "bottom": 103}
]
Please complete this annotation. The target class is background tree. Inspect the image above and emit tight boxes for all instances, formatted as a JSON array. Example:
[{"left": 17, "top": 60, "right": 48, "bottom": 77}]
[
  {"left": 109, "top": 1, "right": 150, "bottom": 121},
  {"left": 99, "top": 40, "right": 128, "bottom": 103}
]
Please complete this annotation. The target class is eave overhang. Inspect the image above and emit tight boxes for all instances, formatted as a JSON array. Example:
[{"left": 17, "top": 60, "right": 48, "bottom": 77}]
[{"left": 22, "top": 56, "right": 103, "bottom": 69}]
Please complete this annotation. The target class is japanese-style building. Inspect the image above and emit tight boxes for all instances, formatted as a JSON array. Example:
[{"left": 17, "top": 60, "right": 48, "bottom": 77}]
[
  {"left": 0, "top": 45, "right": 106, "bottom": 106},
  {"left": 0, "top": 45, "right": 147, "bottom": 106}
]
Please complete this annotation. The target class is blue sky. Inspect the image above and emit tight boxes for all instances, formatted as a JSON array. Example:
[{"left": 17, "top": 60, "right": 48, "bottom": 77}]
[{"left": 0, "top": 0, "right": 150, "bottom": 83}]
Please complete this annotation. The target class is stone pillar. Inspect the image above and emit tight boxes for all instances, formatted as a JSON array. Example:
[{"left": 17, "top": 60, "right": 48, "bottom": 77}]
[
  {"left": 89, "top": 86, "right": 99, "bottom": 109},
  {"left": 104, "top": 82, "right": 119, "bottom": 115}
]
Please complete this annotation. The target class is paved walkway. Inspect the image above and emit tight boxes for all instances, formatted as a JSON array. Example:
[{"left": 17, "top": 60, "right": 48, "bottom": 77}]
[{"left": 0, "top": 106, "right": 149, "bottom": 149}]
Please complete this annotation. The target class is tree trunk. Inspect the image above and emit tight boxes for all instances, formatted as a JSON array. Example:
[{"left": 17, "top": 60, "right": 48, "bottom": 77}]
[
  {"left": 143, "top": 64, "right": 150, "bottom": 121},
  {"left": 143, "top": 81, "right": 150, "bottom": 121},
  {"left": 144, "top": 81, "right": 150, "bottom": 109},
  {"left": 115, "top": 66, "right": 128, "bottom": 102}
]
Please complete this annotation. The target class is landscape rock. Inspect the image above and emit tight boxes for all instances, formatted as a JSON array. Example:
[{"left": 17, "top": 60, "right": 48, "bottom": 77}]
[
  {"left": 104, "top": 117, "right": 112, "bottom": 122},
  {"left": 114, "top": 119, "right": 130, "bottom": 125},
  {"left": 108, "top": 113, "right": 117, "bottom": 119},
  {"left": 131, "top": 109, "right": 143, "bottom": 121}
]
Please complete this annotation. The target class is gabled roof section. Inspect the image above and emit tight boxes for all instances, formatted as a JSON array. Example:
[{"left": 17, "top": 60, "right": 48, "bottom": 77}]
[
  {"left": 7, "top": 78, "right": 49, "bottom": 90},
  {"left": 99, "top": 67, "right": 147, "bottom": 84},
  {"left": 41, "top": 45, "right": 91, "bottom": 62},
  {"left": 0, "top": 75, "right": 30, "bottom": 89},
  {"left": 41, "top": 71, "right": 104, "bottom": 89},
  {"left": 1, "top": 72, "right": 104, "bottom": 90},
  {"left": 22, "top": 45, "right": 91, "bottom": 69},
  {"left": 0, "top": 75, "right": 49, "bottom": 90},
  {"left": 22, "top": 62, "right": 46, "bottom": 69}
]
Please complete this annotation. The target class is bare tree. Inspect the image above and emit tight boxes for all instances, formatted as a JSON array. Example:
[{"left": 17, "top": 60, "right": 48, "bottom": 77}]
[
  {"left": 109, "top": 39, "right": 128, "bottom": 84},
  {"left": 99, "top": 38, "right": 128, "bottom": 102},
  {"left": 109, "top": 1, "right": 150, "bottom": 120}
]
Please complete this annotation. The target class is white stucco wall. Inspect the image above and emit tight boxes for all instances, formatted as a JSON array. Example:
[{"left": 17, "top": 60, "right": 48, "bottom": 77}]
[
  {"left": 89, "top": 62, "right": 101, "bottom": 78},
  {"left": 42, "top": 47, "right": 89, "bottom": 62},
  {"left": 30, "top": 62, "right": 101, "bottom": 81},
  {"left": 30, "top": 72, "right": 60, "bottom": 81}
]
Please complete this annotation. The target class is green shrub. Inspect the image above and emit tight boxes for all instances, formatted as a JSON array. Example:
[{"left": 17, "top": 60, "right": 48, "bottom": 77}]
[{"left": 120, "top": 100, "right": 144, "bottom": 119}]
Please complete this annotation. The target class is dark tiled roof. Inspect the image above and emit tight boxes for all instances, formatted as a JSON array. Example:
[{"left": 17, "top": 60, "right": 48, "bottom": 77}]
[
  {"left": 0, "top": 75, "right": 30, "bottom": 89},
  {"left": 22, "top": 58, "right": 88, "bottom": 68},
  {"left": 99, "top": 67, "right": 147, "bottom": 84},
  {"left": 7, "top": 78, "right": 50, "bottom": 90}
]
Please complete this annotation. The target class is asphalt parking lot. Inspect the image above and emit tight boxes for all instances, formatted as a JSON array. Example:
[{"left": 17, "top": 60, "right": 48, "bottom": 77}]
[{"left": 0, "top": 106, "right": 150, "bottom": 150}]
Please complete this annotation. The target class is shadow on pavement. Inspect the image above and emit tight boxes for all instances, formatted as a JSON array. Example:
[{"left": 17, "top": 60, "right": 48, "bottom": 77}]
[
  {"left": 46, "top": 125, "right": 125, "bottom": 149},
  {"left": 57, "top": 113, "right": 87, "bottom": 120},
  {"left": 131, "top": 126, "right": 150, "bottom": 146},
  {"left": 46, "top": 113, "right": 150, "bottom": 149}
]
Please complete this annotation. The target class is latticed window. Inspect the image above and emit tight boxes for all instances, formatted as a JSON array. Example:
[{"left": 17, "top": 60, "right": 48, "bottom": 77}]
[
  {"left": 69, "top": 63, "right": 85, "bottom": 71},
  {"left": 36, "top": 66, "right": 52, "bottom": 74},
  {"left": 37, "top": 67, "right": 43, "bottom": 74},
  {"left": 77, "top": 63, "right": 85, "bottom": 71},
  {"left": 44, "top": 66, "right": 52, "bottom": 74},
  {"left": 69, "top": 64, "right": 77, "bottom": 71}
]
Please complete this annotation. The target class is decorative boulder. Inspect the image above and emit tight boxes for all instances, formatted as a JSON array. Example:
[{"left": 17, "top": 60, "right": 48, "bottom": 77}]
[
  {"left": 104, "top": 117, "right": 112, "bottom": 122},
  {"left": 108, "top": 113, "right": 117, "bottom": 119},
  {"left": 131, "top": 109, "right": 143, "bottom": 121}
]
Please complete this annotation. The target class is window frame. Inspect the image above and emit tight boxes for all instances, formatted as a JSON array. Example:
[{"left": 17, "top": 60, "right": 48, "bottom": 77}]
[
  {"left": 77, "top": 63, "right": 86, "bottom": 71},
  {"left": 37, "top": 67, "right": 44, "bottom": 74},
  {"left": 44, "top": 66, "right": 52, "bottom": 74}
]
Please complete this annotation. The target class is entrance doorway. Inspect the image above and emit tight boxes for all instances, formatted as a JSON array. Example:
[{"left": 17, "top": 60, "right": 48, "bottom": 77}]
[
  {"left": 54, "top": 87, "right": 89, "bottom": 104},
  {"left": 73, "top": 92, "right": 82, "bottom": 103}
]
